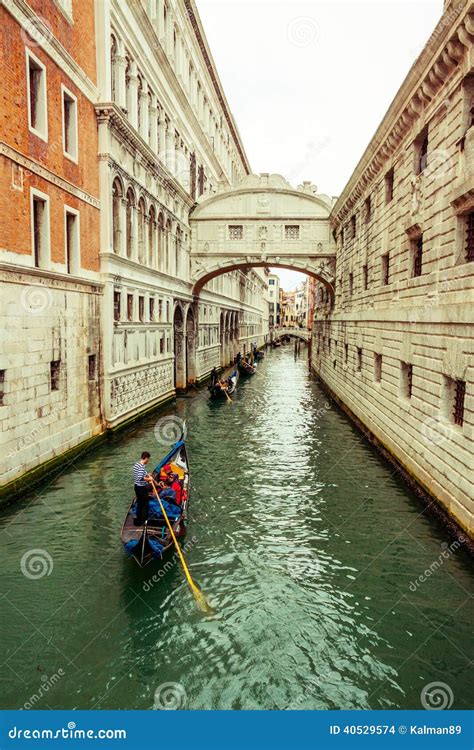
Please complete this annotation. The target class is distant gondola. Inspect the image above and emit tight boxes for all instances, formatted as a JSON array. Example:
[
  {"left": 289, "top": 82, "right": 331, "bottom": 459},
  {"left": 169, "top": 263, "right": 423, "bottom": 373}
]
[
  {"left": 255, "top": 350, "right": 264, "bottom": 360},
  {"left": 238, "top": 359, "right": 256, "bottom": 376},
  {"left": 208, "top": 370, "right": 238, "bottom": 399},
  {"left": 121, "top": 434, "right": 189, "bottom": 567}
]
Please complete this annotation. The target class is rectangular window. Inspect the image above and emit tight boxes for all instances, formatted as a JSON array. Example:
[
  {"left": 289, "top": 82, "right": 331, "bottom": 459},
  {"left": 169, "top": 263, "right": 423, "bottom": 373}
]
[
  {"left": 453, "top": 379, "right": 466, "bottom": 427},
  {"left": 158, "top": 299, "right": 163, "bottom": 321},
  {"left": 385, "top": 167, "right": 394, "bottom": 204},
  {"left": 0, "top": 370, "right": 5, "bottom": 406},
  {"left": 139, "top": 295, "right": 145, "bottom": 322},
  {"left": 114, "top": 291, "right": 121, "bottom": 321},
  {"left": 374, "top": 353, "right": 382, "bottom": 382},
  {"left": 285, "top": 225, "right": 300, "bottom": 240},
  {"left": 344, "top": 343, "right": 348, "bottom": 365},
  {"left": 356, "top": 347, "right": 362, "bottom": 372},
  {"left": 351, "top": 215, "right": 356, "bottom": 239},
  {"left": 414, "top": 126, "right": 428, "bottom": 175},
  {"left": 149, "top": 297, "right": 155, "bottom": 320},
  {"left": 88, "top": 354, "right": 97, "bottom": 380},
  {"left": 365, "top": 195, "right": 371, "bottom": 224},
  {"left": 362, "top": 264, "right": 368, "bottom": 290},
  {"left": 65, "top": 208, "right": 79, "bottom": 274},
  {"left": 269, "top": 279, "right": 275, "bottom": 285},
  {"left": 160, "top": 336, "right": 164, "bottom": 354},
  {"left": 412, "top": 235, "right": 423, "bottom": 277},
  {"left": 62, "top": 85, "right": 78, "bottom": 161},
  {"left": 127, "top": 294, "right": 134, "bottom": 321},
  {"left": 381, "top": 253, "right": 390, "bottom": 285},
  {"left": 26, "top": 50, "right": 47, "bottom": 140},
  {"left": 50, "top": 360, "right": 61, "bottom": 391},
  {"left": 349, "top": 272, "right": 353, "bottom": 296},
  {"left": 31, "top": 190, "right": 50, "bottom": 269},
  {"left": 465, "top": 211, "right": 474, "bottom": 262},
  {"left": 400, "top": 362, "right": 413, "bottom": 399},
  {"left": 229, "top": 225, "right": 243, "bottom": 240}
]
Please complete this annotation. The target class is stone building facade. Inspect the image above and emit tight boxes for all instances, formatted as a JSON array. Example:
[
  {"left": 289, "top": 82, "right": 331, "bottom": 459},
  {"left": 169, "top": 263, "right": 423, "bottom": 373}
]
[
  {"left": 0, "top": 0, "right": 270, "bottom": 493},
  {"left": 0, "top": 0, "right": 103, "bottom": 490},
  {"left": 312, "top": 2, "right": 474, "bottom": 536}
]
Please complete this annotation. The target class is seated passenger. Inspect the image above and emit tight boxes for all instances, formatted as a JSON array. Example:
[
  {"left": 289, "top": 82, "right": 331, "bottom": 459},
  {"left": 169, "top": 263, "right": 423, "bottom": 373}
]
[
  {"left": 167, "top": 471, "right": 183, "bottom": 505},
  {"left": 159, "top": 463, "right": 172, "bottom": 481}
]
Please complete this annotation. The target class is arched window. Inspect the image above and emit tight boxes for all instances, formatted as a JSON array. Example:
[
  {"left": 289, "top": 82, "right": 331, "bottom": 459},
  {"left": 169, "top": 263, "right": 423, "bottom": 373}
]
[
  {"left": 137, "top": 197, "right": 146, "bottom": 263},
  {"left": 126, "top": 187, "right": 135, "bottom": 259},
  {"left": 165, "top": 218, "right": 172, "bottom": 273},
  {"left": 112, "top": 177, "right": 123, "bottom": 253},
  {"left": 175, "top": 225, "right": 182, "bottom": 277},
  {"left": 137, "top": 74, "right": 143, "bottom": 132},
  {"left": 148, "top": 205, "right": 156, "bottom": 266},
  {"left": 110, "top": 35, "right": 117, "bottom": 102},
  {"left": 157, "top": 212, "right": 164, "bottom": 269}
]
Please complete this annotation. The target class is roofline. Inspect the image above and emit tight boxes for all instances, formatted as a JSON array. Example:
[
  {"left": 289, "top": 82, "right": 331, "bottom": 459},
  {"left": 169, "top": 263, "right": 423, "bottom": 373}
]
[{"left": 183, "top": 0, "right": 252, "bottom": 175}]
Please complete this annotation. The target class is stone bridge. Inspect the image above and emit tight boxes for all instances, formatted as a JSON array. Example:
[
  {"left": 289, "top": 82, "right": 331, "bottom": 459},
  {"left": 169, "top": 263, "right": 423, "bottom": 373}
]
[
  {"left": 272, "top": 327, "right": 311, "bottom": 342},
  {"left": 189, "top": 173, "right": 337, "bottom": 302}
]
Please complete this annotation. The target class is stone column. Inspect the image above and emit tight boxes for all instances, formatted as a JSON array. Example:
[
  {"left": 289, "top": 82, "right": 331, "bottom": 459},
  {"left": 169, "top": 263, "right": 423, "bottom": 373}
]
[
  {"left": 139, "top": 80, "right": 149, "bottom": 143},
  {"left": 114, "top": 39, "right": 127, "bottom": 108},
  {"left": 120, "top": 197, "right": 127, "bottom": 257},
  {"left": 158, "top": 114, "right": 167, "bottom": 163},
  {"left": 149, "top": 94, "right": 158, "bottom": 154},
  {"left": 126, "top": 60, "right": 139, "bottom": 130}
]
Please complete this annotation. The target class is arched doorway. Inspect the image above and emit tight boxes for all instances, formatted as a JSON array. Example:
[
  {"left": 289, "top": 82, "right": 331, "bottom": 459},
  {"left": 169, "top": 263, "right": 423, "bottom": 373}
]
[
  {"left": 173, "top": 304, "right": 185, "bottom": 390},
  {"left": 185, "top": 306, "right": 196, "bottom": 385}
]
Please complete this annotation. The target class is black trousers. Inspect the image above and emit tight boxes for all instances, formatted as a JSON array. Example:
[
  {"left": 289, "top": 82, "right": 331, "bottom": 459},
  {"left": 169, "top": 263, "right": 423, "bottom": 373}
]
[{"left": 134, "top": 484, "right": 150, "bottom": 526}]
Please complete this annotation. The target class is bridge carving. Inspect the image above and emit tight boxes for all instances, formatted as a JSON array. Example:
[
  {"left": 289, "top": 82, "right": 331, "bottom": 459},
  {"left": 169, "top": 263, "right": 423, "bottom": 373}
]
[
  {"left": 189, "top": 174, "right": 337, "bottom": 302},
  {"left": 272, "top": 327, "right": 311, "bottom": 342}
]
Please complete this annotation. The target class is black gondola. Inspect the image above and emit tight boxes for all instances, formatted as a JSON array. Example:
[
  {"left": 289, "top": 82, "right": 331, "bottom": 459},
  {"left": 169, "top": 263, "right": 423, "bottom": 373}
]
[
  {"left": 238, "top": 359, "right": 256, "bottom": 376},
  {"left": 121, "top": 434, "right": 189, "bottom": 567},
  {"left": 208, "top": 370, "right": 238, "bottom": 399}
]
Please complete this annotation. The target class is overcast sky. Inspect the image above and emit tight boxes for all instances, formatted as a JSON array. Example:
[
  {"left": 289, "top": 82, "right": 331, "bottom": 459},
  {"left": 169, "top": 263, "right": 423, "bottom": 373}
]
[{"left": 196, "top": 0, "right": 443, "bottom": 289}]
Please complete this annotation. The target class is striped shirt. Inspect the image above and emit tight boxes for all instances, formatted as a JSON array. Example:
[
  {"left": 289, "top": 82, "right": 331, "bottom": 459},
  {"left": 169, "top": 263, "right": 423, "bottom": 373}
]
[{"left": 133, "top": 461, "right": 148, "bottom": 487}]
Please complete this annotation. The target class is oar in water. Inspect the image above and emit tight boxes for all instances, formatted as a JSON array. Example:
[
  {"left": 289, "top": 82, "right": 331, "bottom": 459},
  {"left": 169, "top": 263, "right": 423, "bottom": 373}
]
[{"left": 149, "top": 479, "right": 211, "bottom": 613}]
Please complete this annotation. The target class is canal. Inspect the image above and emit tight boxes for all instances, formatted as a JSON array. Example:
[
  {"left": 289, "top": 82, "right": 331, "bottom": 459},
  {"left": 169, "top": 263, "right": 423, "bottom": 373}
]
[{"left": 1, "top": 346, "right": 472, "bottom": 711}]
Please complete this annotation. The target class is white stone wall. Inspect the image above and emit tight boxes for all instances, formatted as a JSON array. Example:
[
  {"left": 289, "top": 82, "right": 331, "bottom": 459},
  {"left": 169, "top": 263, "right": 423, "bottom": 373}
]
[
  {"left": 1, "top": 270, "right": 103, "bottom": 487},
  {"left": 312, "top": 4, "right": 474, "bottom": 536}
]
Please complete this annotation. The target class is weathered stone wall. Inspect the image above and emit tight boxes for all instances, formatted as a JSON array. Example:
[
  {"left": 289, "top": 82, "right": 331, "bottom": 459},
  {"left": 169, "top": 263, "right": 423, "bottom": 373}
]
[{"left": 312, "top": 4, "right": 474, "bottom": 537}]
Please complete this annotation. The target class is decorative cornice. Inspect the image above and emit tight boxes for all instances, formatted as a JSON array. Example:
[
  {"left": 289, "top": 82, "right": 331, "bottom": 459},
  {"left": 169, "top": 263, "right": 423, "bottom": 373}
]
[
  {"left": 0, "top": 142, "right": 100, "bottom": 208},
  {"left": 0, "top": 262, "right": 103, "bottom": 291},
  {"left": 96, "top": 104, "right": 194, "bottom": 208},
  {"left": 1, "top": 0, "right": 98, "bottom": 103},
  {"left": 331, "top": 5, "right": 474, "bottom": 227}
]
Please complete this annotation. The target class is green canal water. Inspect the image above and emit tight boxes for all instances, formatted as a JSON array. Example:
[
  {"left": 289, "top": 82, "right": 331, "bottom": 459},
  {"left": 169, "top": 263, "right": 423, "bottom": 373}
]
[{"left": 1, "top": 346, "right": 472, "bottom": 710}]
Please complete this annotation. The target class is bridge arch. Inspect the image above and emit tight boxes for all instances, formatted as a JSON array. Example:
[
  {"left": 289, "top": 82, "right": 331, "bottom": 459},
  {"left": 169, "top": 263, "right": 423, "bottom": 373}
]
[{"left": 189, "top": 173, "right": 337, "bottom": 303}]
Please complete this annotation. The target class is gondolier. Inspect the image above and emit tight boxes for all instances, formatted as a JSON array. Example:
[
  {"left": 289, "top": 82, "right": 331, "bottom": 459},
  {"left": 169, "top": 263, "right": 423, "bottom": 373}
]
[{"left": 133, "top": 451, "right": 152, "bottom": 526}]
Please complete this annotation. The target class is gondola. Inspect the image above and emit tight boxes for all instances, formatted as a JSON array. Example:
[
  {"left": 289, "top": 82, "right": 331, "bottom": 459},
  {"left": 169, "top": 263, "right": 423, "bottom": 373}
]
[
  {"left": 121, "top": 433, "right": 189, "bottom": 567},
  {"left": 238, "top": 359, "right": 256, "bottom": 376},
  {"left": 255, "top": 350, "right": 264, "bottom": 360},
  {"left": 208, "top": 370, "right": 238, "bottom": 399}
]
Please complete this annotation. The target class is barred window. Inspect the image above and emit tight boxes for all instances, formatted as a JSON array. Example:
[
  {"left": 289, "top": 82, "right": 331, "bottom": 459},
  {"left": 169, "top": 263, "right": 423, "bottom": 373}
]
[
  {"left": 228, "top": 225, "right": 243, "bottom": 240},
  {"left": 381, "top": 253, "right": 390, "bottom": 285},
  {"left": 401, "top": 362, "right": 413, "bottom": 399},
  {"left": 374, "top": 353, "right": 382, "bottom": 382},
  {"left": 465, "top": 211, "right": 474, "bottom": 262},
  {"left": 453, "top": 380, "right": 466, "bottom": 427},
  {"left": 412, "top": 235, "right": 423, "bottom": 277},
  {"left": 285, "top": 225, "right": 300, "bottom": 240}
]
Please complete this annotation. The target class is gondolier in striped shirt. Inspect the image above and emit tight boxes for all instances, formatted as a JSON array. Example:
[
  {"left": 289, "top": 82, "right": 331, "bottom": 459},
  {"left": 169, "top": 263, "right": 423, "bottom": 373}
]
[{"left": 133, "top": 451, "right": 152, "bottom": 526}]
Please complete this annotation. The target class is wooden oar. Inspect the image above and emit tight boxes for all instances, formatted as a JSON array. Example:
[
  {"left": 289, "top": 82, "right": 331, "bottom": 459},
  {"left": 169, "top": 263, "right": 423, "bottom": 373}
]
[{"left": 149, "top": 479, "right": 211, "bottom": 613}]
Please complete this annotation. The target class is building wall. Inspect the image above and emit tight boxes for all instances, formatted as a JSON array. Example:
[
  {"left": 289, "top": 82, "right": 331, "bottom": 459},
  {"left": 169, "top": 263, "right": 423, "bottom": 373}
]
[
  {"left": 312, "top": 3, "right": 474, "bottom": 536},
  {"left": 0, "top": 0, "right": 102, "bottom": 490}
]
